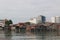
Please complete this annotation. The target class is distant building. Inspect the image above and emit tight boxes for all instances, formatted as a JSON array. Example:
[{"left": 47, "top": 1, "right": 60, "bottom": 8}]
[
  {"left": 51, "top": 16, "right": 60, "bottom": 23},
  {"left": 29, "top": 15, "right": 46, "bottom": 24},
  {"left": 29, "top": 17, "right": 37, "bottom": 24},
  {"left": 36, "top": 15, "right": 46, "bottom": 24},
  {"left": 0, "top": 19, "right": 9, "bottom": 27},
  {"left": 0, "top": 20, "right": 5, "bottom": 27}
]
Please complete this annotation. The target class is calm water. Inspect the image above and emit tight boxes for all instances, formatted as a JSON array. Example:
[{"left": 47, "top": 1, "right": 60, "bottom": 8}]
[{"left": 0, "top": 30, "right": 60, "bottom": 40}]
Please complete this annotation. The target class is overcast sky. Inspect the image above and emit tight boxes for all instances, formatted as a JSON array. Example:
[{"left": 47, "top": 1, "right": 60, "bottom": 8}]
[{"left": 0, "top": 0, "right": 60, "bottom": 24}]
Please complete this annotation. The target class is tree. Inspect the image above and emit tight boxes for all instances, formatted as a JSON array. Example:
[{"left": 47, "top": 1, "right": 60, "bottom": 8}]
[
  {"left": 5, "top": 19, "right": 13, "bottom": 26},
  {"left": 8, "top": 20, "right": 13, "bottom": 24},
  {"left": 5, "top": 20, "right": 9, "bottom": 26}
]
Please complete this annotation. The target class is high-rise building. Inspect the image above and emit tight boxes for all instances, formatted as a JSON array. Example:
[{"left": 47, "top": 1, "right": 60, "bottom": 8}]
[
  {"left": 51, "top": 16, "right": 60, "bottom": 23},
  {"left": 29, "top": 15, "right": 46, "bottom": 24},
  {"left": 36, "top": 15, "right": 46, "bottom": 24}
]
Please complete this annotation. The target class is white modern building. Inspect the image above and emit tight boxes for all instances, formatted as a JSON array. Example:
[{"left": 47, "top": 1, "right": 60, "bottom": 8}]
[
  {"left": 29, "top": 17, "right": 37, "bottom": 24},
  {"left": 51, "top": 16, "right": 60, "bottom": 23},
  {"left": 29, "top": 15, "right": 46, "bottom": 24},
  {"left": 0, "top": 20, "right": 5, "bottom": 27},
  {"left": 36, "top": 15, "right": 46, "bottom": 23}
]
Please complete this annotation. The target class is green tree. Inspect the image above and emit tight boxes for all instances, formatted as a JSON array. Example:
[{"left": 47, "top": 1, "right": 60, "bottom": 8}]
[
  {"left": 5, "top": 19, "right": 13, "bottom": 26},
  {"left": 9, "top": 20, "right": 13, "bottom": 24}
]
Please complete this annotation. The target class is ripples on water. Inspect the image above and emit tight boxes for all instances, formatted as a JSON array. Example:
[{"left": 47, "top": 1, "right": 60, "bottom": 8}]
[{"left": 0, "top": 30, "right": 60, "bottom": 40}]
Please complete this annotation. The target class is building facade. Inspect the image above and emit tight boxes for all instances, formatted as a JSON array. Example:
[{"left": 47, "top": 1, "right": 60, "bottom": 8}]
[
  {"left": 29, "top": 15, "right": 46, "bottom": 24},
  {"left": 51, "top": 16, "right": 60, "bottom": 23},
  {"left": 29, "top": 17, "right": 37, "bottom": 24},
  {"left": 0, "top": 20, "right": 5, "bottom": 27},
  {"left": 36, "top": 15, "right": 46, "bottom": 24}
]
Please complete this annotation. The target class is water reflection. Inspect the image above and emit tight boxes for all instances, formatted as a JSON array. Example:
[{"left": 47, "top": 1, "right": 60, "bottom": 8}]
[
  {"left": 4, "top": 30, "right": 12, "bottom": 40},
  {"left": 0, "top": 30, "right": 60, "bottom": 40},
  {"left": 12, "top": 31, "right": 60, "bottom": 40}
]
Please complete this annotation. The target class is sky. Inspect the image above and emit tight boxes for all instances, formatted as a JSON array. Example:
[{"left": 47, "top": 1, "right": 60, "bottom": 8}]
[{"left": 0, "top": 0, "right": 60, "bottom": 24}]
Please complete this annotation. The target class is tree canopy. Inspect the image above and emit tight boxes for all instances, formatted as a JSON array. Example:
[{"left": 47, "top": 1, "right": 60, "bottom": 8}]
[{"left": 5, "top": 19, "right": 13, "bottom": 26}]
